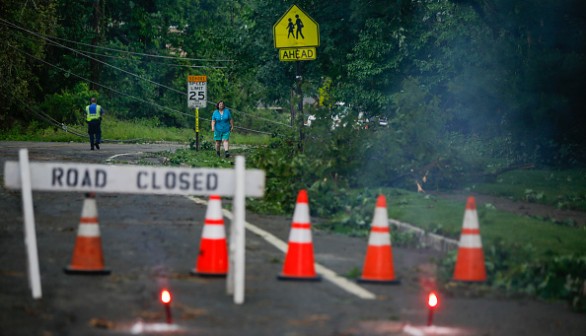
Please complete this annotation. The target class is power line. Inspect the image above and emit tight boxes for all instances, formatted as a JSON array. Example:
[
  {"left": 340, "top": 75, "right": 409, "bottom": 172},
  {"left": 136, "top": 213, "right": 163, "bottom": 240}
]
[
  {"left": 225, "top": 106, "right": 292, "bottom": 128},
  {"left": 52, "top": 45, "right": 227, "bottom": 69},
  {"left": 46, "top": 33, "right": 234, "bottom": 63},
  {"left": 0, "top": 17, "right": 186, "bottom": 95},
  {"left": 8, "top": 43, "right": 281, "bottom": 136},
  {"left": 2, "top": 17, "right": 291, "bottom": 133},
  {"left": 8, "top": 43, "right": 195, "bottom": 119}
]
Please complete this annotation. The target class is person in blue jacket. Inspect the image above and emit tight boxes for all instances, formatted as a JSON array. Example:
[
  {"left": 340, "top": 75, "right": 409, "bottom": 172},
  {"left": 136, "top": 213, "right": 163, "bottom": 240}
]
[
  {"left": 211, "top": 100, "right": 234, "bottom": 158},
  {"left": 85, "top": 97, "right": 105, "bottom": 150}
]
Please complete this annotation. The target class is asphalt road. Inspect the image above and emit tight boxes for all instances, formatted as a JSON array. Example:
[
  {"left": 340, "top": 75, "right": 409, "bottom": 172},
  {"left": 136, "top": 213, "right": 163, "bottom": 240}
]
[{"left": 1, "top": 141, "right": 585, "bottom": 336}]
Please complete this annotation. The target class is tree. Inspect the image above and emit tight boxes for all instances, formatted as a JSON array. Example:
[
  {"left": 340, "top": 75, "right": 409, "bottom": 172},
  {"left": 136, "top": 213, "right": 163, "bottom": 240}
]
[{"left": 0, "top": 1, "right": 57, "bottom": 128}]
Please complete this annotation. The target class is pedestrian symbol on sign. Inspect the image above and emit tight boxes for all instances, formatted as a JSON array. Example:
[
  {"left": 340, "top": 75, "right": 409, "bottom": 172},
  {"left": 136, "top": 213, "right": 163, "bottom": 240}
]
[
  {"left": 295, "top": 15, "right": 304, "bottom": 39},
  {"left": 287, "top": 19, "right": 294, "bottom": 38},
  {"left": 286, "top": 15, "right": 305, "bottom": 40}
]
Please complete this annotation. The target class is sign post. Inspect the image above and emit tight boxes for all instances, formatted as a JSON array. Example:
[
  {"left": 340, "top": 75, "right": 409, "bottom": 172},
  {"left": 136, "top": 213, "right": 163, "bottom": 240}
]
[
  {"left": 233, "top": 156, "right": 246, "bottom": 304},
  {"left": 195, "top": 107, "right": 199, "bottom": 149},
  {"left": 18, "top": 149, "right": 42, "bottom": 299},
  {"left": 273, "top": 5, "right": 319, "bottom": 152},
  {"left": 187, "top": 75, "right": 207, "bottom": 150}
]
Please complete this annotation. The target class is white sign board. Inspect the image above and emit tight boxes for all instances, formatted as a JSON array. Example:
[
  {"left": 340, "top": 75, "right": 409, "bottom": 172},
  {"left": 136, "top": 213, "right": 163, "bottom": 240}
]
[
  {"left": 4, "top": 161, "right": 265, "bottom": 197},
  {"left": 187, "top": 75, "right": 207, "bottom": 109}
]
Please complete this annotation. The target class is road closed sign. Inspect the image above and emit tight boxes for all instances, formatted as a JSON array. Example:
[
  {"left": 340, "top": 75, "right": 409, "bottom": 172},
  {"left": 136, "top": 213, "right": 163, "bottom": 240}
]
[
  {"left": 6, "top": 149, "right": 262, "bottom": 303},
  {"left": 4, "top": 161, "right": 265, "bottom": 197}
]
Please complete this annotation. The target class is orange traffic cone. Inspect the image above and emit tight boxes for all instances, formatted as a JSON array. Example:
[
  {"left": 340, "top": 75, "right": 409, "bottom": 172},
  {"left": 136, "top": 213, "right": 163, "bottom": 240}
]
[
  {"left": 278, "top": 190, "right": 321, "bottom": 281},
  {"left": 358, "top": 195, "right": 400, "bottom": 284},
  {"left": 191, "top": 195, "right": 228, "bottom": 277},
  {"left": 453, "top": 196, "right": 487, "bottom": 282},
  {"left": 64, "top": 193, "right": 110, "bottom": 275}
]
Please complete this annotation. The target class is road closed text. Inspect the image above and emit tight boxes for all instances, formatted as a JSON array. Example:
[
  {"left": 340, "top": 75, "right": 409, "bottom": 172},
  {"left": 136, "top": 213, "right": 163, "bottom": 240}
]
[
  {"left": 136, "top": 170, "right": 218, "bottom": 192},
  {"left": 52, "top": 167, "right": 107, "bottom": 188},
  {"left": 50, "top": 167, "right": 219, "bottom": 193}
]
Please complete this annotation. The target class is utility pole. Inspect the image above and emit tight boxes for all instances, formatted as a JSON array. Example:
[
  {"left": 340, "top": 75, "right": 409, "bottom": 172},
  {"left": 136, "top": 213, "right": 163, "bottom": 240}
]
[
  {"left": 90, "top": 0, "right": 103, "bottom": 90},
  {"left": 296, "top": 62, "right": 304, "bottom": 152},
  {"left": 290, "top": 89, "right": 295, "bottom": 127}
]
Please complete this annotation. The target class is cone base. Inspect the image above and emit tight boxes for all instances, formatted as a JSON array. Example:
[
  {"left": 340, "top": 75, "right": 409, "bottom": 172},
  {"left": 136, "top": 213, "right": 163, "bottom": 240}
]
[
  {"left": 450, "top": 279, "right": 486, "bottom": 283},
  {"left": 64, "top": 267, "right": 111, "bottom": 275},
  {"left": 357, "top": 277, "right": 400, "bottom": 285},
  {"left": 277, "top": 274, "right": 321, "bottom": 282},
  {"left": 453, "top": 247, "right": 487, "bottom": 282},
  {"left": 190, "top": 270, "right": 227, "bottom": 278}
]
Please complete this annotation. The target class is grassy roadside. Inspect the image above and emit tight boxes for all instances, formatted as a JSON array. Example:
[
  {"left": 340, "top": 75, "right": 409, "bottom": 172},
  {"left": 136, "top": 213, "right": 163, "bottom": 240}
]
[
  {"left": 0, "top": 117, "right": 272, "bottom": 146},
  {"left": 0, "top": 118, "right": 192, "bottom": 142},
  {"left": 468, "top": 169, "right": 586, "bottom": 211},
  {"left": 386, "top": 191, "right": 586, "bottom": 255}
]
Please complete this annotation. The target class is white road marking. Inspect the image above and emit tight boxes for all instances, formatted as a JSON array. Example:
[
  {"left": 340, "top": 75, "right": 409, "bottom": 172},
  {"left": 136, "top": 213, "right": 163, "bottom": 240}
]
[
  {"left": 106, "top": 152, "right": 144, "bottom": 163},
  {"left": 403, "top": 324, "right": 425, "bottom": 336},
  {"left": 187, "top": 196, "right": 376, "bottom": 300}
]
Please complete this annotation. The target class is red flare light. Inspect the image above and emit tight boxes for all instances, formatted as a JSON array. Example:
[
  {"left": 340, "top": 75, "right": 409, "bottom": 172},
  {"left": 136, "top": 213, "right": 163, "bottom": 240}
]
[
  {"left": 161, "top": 289, "right": 172, "bottom": 304},
  {"left": 160, "top": 289, "right": 173, "bottom": 324},
  {"left": 428, "top": 291, "right": 438, "bottom": 308},
  {"left": 427, "top": 291, "right": 439, "bottom": 326}
]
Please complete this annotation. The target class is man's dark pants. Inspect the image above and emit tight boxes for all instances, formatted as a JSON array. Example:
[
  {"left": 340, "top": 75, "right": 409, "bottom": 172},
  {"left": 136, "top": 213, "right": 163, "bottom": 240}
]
[{"left": 88, "top": 120, "right": 102, "bottom": 149}]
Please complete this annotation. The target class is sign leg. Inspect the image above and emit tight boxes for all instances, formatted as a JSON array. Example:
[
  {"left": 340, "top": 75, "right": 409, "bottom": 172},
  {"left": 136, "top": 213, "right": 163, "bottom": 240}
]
[
  {"left": 195, "top": 107, "right": 200, "bottom": 151},
  {"left": 19, "top": 149, "right": 42, "bottom": 299},
  {"left": 233, "top": 156, "right": 246, "bottom": 304},
  {"left": 227, "top": 221, "right": 235, "bottom": 296}
]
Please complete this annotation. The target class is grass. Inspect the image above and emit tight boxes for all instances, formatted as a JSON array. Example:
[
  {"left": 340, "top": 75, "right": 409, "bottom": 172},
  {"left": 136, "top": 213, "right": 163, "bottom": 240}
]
[
  {"left": 103, "top": 118, "right": 192, "bottom": 142},
  {"left": 167, "top": 148, "right": 239, "bottom": 168},
  {"left": 0, "top": 117, "right": 272, "bottom": 146},
  {"left": 468, "top": 169, "right": 586, "bottom": 211},
  {"left": 387, "top": 191, "right": 586, "bottom": 255}
]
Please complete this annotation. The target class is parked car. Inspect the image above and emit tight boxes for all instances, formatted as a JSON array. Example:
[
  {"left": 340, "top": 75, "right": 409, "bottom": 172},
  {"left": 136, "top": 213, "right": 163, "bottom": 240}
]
[{"left": 379, "top": 117, "right": 388, "bottom": 126}]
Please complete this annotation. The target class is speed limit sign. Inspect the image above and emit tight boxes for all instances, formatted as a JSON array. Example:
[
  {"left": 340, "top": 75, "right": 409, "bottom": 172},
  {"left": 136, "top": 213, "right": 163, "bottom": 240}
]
[{"left": 187, "top": 75, "right": 207, "bottom": 108}]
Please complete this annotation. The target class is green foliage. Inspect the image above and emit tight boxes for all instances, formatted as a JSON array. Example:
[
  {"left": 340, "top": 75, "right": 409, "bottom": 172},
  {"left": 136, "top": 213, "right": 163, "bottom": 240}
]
[
  {"left": 102, "top": 117, "right": 192, "bottom": 142},
  {"left": 167, "top": 148, "right": 233, "bottom": 168},
  {"left": 345, "top": 267, "right": 361, "bottom": 280},
  {"left": 438, "top": 241, "right": 586, "bottom": 312},
  {"left": 0, "top": 1, "right": 57, "bottom": 128},
  {"left": 247, "top": 135, "right": 309, "bottom": 214},
  {"left": 41, "top": 82, "right": 98, "bottom": 125},
  {"left": 311, "top": 186, "right": 379, "bottom": 235},
  {"left": 189, "top": 137, "right": 214, "bottom": 151},
  {"left": 236, "top": 108, "right": 291, "bottom": 135}
]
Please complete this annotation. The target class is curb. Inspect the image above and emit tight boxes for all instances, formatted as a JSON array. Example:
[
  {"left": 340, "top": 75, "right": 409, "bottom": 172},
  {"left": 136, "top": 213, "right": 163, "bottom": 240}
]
[{"left": 389, "top": 219, "right": 459, "bottom": 253}]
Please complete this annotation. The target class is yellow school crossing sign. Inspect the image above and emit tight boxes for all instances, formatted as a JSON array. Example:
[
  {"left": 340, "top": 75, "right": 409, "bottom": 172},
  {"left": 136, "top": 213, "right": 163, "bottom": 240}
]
[{"left": 274, "top": 4, "right": 319, "bottom": 61}]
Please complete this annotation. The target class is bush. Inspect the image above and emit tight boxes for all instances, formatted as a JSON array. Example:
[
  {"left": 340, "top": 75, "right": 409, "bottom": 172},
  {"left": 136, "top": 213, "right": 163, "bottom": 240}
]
[
  {"left": 40, "top": 82, "right": 98, "bottom": 125},
  {"left": 438, "top": 240, "right": 586, "bottom": 312}
]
